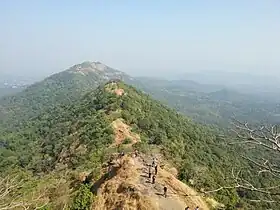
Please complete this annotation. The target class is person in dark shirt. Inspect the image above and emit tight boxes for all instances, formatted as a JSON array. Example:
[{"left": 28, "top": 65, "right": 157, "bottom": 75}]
[
  {"left": 163, "top": 186, "right": 167, "bottom": 198},
  {"left": 148, "top": 166, "right": 151, "bottom": 178},
  {"left": 155, "top": 164, "right": 158, "bottom": 175},
  {"left": 152, "top": 175, "right": 156, "bottom": 184}
]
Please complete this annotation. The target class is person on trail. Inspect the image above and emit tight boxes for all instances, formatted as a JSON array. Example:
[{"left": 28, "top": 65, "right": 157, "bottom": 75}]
[
  {"left": 163, "top": 186, "right": 167, "bottom": 198},
  {"left": 195, "top": 206, "right": 199, "bottom": 210},
  {"left": 152, "top": 175, "right": 156, "bottom": 184},
  {"left": 108, "top": 165, "right": 112, "bottom": 176},
  {"left": 152, "top": 157, "right": 156, "bottom": 167},
  {"left": 184, "top": 206, "right": 189, "bottom": 210},
  {"left": 148, "top": 166, "right": 151, "bottom": 178},
  {"left": 155, "top": 164, "right": 158, "bottom": 175}
]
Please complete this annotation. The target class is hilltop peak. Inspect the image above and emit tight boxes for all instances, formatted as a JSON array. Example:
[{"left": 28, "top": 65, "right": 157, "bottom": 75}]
[
  {"left": 68, "top": 61, "right": 109, "bottom": 74},
  {"left": 63, "top": 61, "right": 131, "bottom": 82}
]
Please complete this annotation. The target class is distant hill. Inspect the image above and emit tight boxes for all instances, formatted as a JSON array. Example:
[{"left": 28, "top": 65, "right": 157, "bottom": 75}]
[
  {"left": 132, "top": 79, "right": 280, "bottom": 126},
  {"left": 178, "top": 70, "right": 280, "bottom": 98},
  {"left": 134, "top": 77, "right": 224, "bottom": 93},
  {"left": 0, "top": 61, "right": 134, "bottom": 128},
  {"left": 1, "top": 61, "right": 279, "bottom": 130},
  {"left": 0, "top": 87, "right": 24, "bottom": 98}
]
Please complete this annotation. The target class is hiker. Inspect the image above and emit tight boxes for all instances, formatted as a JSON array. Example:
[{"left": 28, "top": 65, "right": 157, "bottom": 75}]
[
  {"left": 152, "top": 175, "right": 156, "bottom": 184},
  {"left": 185, "top": 207, "right": 189, "bottom": 210},
  {"left": 108, "top": 165, "right": 112, "bottom": 176},
  {"left": 163, "top": 186, "right": 167, "bottom": 198},
  {"left": 155, "top": 164, "right": 158, "bottom": 175},
  {"left": 195, "top": 206, "right": 199, "bottom": 210},
  {"left": 148, "top": 166, "right": 151, "bottom": 178},
  {"left": 152, "top": 157, "right": 156, "bottom": 167}
]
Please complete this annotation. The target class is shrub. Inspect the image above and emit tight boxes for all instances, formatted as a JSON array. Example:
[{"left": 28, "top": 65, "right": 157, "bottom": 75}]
[
  {"left": 71, "top": 184, "right": 93, "bottom": 210},
  {"left": 122, "top": 137, "right": 132, "bottom": 144}
]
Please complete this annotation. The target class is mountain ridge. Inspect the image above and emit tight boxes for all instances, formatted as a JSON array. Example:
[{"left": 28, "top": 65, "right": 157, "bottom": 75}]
[
  {"left": 1, "top": 79, "right": 279, "bottom": 209},
  {"left": 0, "top": 81, "right": 223, "bottom": 209}
]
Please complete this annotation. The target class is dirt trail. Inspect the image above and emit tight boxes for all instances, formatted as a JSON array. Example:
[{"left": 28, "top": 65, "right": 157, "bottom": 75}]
[
  {"left": 92, "top": 153, "right": 213, "bottom": 210},
  {"left": 111, "top": 119, "right": 140, "bottom": 146},
  {"left": 135, "top": 155, "right": 210, "bottom": 210}
]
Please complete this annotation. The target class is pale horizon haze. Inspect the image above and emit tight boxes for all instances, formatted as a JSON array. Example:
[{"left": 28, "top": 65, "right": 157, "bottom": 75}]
[{"left": 0, "top": 0, "right": 280, "bottom": 78}]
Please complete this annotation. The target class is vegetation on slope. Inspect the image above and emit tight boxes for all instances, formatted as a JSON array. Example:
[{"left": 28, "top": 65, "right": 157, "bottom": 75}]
[
  {"left": 133, "top": 78, "right": 280, "bottom": 126},
  {"left": 1, "top": 81, "right": 279, "bottom": 209},
  {"left": 2, "top": 61, "right": 279, "bottom": 133},
  {"left": 0, "top": 61, "right": 131, "bottom": 130}
]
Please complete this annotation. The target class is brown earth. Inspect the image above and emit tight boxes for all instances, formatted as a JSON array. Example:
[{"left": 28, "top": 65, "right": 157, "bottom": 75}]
[
  {"left": 91, "top": 153, "right": 219, "bottom": 210},
  {"left": 111, "top": 119, "right": 140, "bottom": 146}
]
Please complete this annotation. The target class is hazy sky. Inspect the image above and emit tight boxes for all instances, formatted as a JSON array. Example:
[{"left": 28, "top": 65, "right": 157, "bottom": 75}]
[{"left": 0, "top": 0, "right": 279, "bottom": 77}]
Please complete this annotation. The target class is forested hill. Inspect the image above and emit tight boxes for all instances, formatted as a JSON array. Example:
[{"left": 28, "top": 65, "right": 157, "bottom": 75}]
[
  {"left": 0, "top": 61, "right": 133, "bottom": 128},
  {"left": 1, "top": 81, "right": 279, "bottom": 209},
  {"left": 1, "top": 61, "right": 279, "bottom": 131},
  {"left": 132, "top": 78, "right": 280, "bottom": 126}
]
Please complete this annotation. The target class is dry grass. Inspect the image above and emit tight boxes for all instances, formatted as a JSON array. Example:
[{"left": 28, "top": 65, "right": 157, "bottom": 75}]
[
  {"left": 157, "top": 169, "right": 210, "bottom": 210},
  {"left": 92, "top": 156, "right": 157, "bottom": 210},
  {"left": 105, "top": 82, "right": 125, "bottom": 96},
  {"left": 115, "top": 88, "right": 125, "bottom": 96},
  {"left": 111, "top": 119, "right": 140, "bottom": 146},
  {"left": 91, "top": 121, "right": 217, "bottom": 210},
  {"left": 206, "top": 197, "right": 225, "bottom": 209},
  {"left": 91, "top": 154, "right": 217, "bottom": 210}
]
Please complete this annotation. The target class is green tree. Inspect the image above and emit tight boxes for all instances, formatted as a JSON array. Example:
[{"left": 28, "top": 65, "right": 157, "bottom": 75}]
[{"left": 71, "top": 184, "right": 93, "bottom": 210}]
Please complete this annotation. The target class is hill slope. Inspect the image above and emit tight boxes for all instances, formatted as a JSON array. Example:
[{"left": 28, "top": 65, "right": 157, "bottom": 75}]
[
  {"left": 133, "top": 79, "right": 280, "bottom": 126},
  {"left": 2, "top": 81, "right": 279, "bottom": 209},
  {"left": 91, "top": 154, "right": 211, "bottom": 210},
  {"left": 0, "top": 82, "right": 223, "bottom": 209},
  {"left": 0, "top": 61, "right": 133, "bottom": 128}
]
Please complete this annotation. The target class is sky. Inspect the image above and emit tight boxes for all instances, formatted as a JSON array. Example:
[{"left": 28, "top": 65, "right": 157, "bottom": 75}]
[{"left": 0, "top": 0, "right": 280, "bottom": 78}]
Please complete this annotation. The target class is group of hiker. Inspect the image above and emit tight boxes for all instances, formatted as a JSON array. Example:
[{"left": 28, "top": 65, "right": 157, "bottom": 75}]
[
  {"left": 147, "top": 157, "right": 200, "bottom": 210},
  {"left": 148, "top": 157, "right": 168, "bottom": 197},
  {"left": 148, "top": 157, "right": 158, "bottom": 183},
  {"left": 117, "top": 151, "right": 200, "bottom": 210}
]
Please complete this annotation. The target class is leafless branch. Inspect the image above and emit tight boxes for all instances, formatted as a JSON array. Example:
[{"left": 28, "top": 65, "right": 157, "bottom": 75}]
[
  {"left": 249, "top": 199, "right": 276, "bottom": 203},
  {"left": 207, "top": 118, "right": 280, "bottom": 203},
  {"left": 0, "top": 175, "right": 49, "bottom": 210},
  {"left": 203, "top": 168, "right": 280, "bottom": 196},
  {"left": 230, "top": 118, "right": 280, "bottom": 153},
  {"left": 228, "top": 118, "right": 280, "bottom": 179}
]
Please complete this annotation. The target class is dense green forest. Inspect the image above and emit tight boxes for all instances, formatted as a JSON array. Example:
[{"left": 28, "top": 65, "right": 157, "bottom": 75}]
[
  {"left": 133, "top": 78, "right": 280, "bottom": 126},
  {"left": 1, "top": 81, "right": 279, "bottom": 209}
]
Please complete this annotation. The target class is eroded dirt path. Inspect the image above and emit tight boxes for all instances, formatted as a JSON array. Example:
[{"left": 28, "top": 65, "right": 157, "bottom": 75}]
[
  {"left": 132, "top": 155, "right": 210, "bottom": 210},
  {"left": 92, "top": 152, "right": 215, "bottom": 210}
]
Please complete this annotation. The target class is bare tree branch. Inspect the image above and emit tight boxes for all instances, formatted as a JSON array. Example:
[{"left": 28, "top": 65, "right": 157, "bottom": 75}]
[
  {"left": 229, "top": 118, "right": 280, "bottom": 180},
  {"left": 0, "top": 175, "right": 49, "bottom": 210},
  {"left": 205, "top": 118, "right": 280, "bottom": 203},
  {"left": 249, "top": 199, "right": 276, "bottom": 203},
  {"left": 203, "top": 168, "right": 280, "bottom": 196},
  {"left": 230, "top": 118, "right": 280, "bottom": 153}
]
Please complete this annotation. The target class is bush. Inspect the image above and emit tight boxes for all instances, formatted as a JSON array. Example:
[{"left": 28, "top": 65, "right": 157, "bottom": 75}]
[
  {"left": 122, "top": 137, "right": 132, "bottom": 144},
  {"left": 71, "top": 184, "right": 93, "bottom": 210}
]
